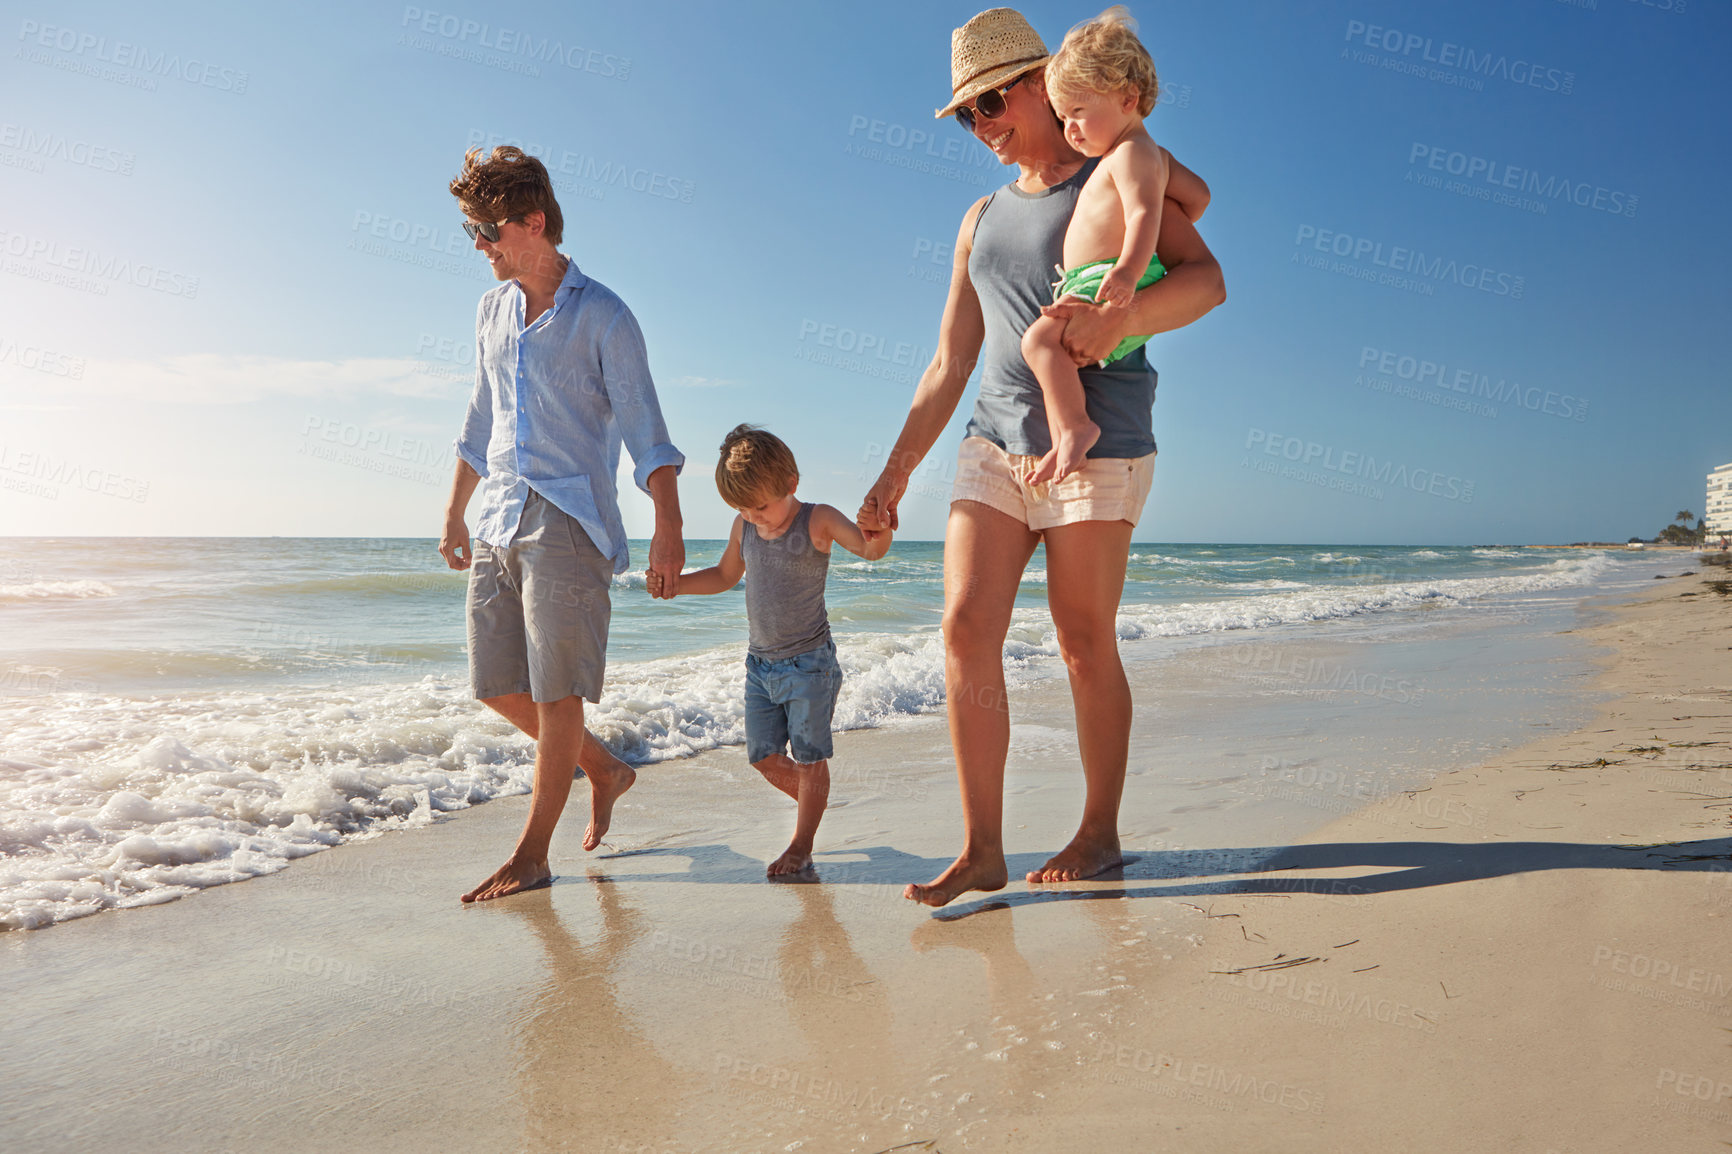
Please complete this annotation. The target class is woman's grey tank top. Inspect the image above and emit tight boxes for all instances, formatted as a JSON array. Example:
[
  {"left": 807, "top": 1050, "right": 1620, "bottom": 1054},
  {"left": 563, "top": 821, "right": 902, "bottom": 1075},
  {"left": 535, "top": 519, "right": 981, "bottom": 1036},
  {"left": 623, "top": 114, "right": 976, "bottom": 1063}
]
[
  {"left": 965, "top": 157, "right": 1157, "bottom": 460},
  {"left": 741, "top": 502, "right": 832, "bottom": 661}
]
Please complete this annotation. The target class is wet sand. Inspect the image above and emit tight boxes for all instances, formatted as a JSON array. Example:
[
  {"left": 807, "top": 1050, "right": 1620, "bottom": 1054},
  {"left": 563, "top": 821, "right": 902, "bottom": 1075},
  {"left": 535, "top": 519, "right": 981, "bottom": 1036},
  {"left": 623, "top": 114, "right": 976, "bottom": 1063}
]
[{"left": 3, "top": 571, "right": 1727, "bottom": 1152}]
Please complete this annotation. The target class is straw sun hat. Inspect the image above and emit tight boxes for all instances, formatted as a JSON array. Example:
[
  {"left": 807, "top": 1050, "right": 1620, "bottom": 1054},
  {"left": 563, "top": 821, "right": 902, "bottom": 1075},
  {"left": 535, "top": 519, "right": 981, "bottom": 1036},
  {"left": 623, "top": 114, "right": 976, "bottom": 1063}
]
[{"left": 934, "top": 8, "right": 1051, "bottom": 120}]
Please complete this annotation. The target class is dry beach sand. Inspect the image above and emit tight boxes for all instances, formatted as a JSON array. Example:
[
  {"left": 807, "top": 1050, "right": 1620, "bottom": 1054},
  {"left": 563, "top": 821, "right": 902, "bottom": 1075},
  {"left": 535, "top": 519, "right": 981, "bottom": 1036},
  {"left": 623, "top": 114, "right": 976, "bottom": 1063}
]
[{"left": 3, "top": 570, "right": 1728, "bottom": 1152}]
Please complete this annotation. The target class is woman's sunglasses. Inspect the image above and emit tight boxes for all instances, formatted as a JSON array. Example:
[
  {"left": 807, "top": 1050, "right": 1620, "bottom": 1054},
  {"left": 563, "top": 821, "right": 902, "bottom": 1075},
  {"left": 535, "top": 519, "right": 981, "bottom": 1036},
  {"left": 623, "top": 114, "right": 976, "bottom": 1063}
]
[
  {"left": 953, "top": 72, "right": 1029, "bottom": 132},
  {"left": 461, "top": 216, "right": 522, "bottom": 243}
]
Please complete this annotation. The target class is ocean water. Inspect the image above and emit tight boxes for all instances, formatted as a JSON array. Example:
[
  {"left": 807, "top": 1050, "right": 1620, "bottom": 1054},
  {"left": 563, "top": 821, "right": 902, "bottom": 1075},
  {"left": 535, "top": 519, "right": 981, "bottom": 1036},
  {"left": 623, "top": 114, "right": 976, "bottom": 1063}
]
[{"left": 0, "top": 539, "right": 1668, "bottom": 930}]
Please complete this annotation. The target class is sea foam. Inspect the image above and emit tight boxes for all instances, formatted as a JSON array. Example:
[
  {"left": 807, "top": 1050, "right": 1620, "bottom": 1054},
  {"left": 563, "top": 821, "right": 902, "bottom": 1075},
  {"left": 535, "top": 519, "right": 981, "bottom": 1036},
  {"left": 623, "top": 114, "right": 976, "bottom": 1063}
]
[{"left": 0, "top": 551, "right": 1612, "bottom": 930}]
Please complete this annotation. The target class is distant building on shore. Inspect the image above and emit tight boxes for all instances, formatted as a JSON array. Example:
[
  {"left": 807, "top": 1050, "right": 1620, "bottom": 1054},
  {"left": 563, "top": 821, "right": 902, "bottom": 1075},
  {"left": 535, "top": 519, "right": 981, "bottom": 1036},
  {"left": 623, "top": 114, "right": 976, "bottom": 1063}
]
[{"left": 1708, "top": 462, "right": 1732, "bottom": 539}]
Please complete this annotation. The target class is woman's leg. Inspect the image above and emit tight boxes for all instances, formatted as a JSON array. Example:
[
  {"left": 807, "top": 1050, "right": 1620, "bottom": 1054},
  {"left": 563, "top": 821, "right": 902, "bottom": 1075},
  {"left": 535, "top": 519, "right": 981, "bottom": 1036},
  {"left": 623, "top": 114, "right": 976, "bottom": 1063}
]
[
  {"left": 905, "top": 499, "right": 1041, "bottom": 907},
  {"left": 1027, "top": 516, "right": 1135, "bottom": 883}
]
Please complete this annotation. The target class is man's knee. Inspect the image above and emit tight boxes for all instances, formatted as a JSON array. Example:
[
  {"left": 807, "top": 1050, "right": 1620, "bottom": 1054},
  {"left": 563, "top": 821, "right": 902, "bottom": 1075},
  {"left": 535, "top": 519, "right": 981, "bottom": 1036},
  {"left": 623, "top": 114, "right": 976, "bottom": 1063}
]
[{"left": 535, "top": 694, "right": 585, "bottom": 727}]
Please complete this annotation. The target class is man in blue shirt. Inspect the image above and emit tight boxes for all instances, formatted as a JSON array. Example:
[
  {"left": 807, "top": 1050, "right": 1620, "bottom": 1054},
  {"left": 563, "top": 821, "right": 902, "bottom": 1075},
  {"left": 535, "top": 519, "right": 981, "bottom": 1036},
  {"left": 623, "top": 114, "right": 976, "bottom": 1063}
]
[{"left": 438, "top": 146, "right": 686, "bottom": 903}]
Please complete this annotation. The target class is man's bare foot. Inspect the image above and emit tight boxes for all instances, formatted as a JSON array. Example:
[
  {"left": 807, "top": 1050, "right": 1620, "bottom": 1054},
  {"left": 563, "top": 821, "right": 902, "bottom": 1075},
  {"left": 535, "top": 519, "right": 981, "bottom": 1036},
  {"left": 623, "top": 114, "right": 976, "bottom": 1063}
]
[
  {"left": 1026, "top": 420, "right": 1100, "bottom": 486},
  {"left": 904, "top": 850, "right": 1009, "bottom": 908},
  {"left": 767, "top": 844, "right": 814, "bottom": 877},
  {"left": 1026, "top": 834, "right": 1123, "bottom": 884},
  {"left": 580, "top": 755, "right": 636, "bottom": 852},
  {"left": 462, "top": 854, "right": 552, "bottom": 903}
]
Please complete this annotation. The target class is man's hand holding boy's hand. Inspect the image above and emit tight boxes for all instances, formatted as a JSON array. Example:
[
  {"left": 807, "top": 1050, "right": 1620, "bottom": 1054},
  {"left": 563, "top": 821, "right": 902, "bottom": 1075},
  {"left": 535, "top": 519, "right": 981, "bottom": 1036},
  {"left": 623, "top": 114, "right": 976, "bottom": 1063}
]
[{"left": 646, "top": 528, "right": 683, "bottom": 599}]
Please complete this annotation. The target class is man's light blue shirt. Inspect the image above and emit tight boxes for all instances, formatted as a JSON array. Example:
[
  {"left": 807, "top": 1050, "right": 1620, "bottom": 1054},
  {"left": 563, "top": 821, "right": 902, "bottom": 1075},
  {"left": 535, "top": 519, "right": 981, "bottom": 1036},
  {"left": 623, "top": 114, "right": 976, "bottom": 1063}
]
[{"left": 455, "top": 258, "right": 683, "bottom": 573}]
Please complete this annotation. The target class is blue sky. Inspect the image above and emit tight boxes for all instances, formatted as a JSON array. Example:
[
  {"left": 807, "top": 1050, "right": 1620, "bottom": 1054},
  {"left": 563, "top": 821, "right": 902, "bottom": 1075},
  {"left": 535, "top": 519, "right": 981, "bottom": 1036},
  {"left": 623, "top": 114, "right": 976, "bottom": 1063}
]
[{"left": 1, "top": 0, "right": 1726, "bottom": 544}]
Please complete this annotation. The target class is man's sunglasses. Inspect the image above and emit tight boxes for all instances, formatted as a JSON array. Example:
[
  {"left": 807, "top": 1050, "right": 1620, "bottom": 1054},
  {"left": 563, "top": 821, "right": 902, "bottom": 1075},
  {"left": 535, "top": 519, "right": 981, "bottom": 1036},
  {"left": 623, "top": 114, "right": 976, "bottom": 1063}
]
[
  {"left": 461, "top": 216, "right": 522, "bottom": 243},
  {"left": 953, "top": 72, "right": 1029, "bottom": 132}
]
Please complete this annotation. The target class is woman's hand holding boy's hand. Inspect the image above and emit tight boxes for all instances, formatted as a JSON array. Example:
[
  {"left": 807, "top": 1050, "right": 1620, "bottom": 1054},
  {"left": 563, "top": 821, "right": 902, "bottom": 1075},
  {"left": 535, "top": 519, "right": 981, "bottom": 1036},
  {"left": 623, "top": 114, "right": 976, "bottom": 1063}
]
[
  {"left": 858, "top": 469, "right": 906, "bottom": 538},
  {"left": 1039, "top": 297, "right": 1128, "bottom": 367},
  {"left": 1095, "top": 265, "right": 1137, "bottom": 308}
]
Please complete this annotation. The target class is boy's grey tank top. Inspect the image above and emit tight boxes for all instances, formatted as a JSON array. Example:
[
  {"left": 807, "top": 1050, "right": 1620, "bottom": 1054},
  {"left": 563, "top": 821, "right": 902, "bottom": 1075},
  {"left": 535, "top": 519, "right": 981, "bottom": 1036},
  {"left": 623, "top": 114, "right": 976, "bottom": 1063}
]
[
  {"left": 741, "top": 502, "right": 832, "bottom": 661},
  {"left": 965, "top": 157, "right": 1157, "bottom": 460}
]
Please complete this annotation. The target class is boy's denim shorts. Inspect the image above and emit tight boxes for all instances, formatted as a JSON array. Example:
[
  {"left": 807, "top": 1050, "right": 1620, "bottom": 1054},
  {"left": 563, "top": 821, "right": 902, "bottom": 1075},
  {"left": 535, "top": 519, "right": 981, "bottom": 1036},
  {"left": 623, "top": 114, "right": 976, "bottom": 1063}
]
[{"left": 744, "top": 639, "right": 841, "bottom": 765}]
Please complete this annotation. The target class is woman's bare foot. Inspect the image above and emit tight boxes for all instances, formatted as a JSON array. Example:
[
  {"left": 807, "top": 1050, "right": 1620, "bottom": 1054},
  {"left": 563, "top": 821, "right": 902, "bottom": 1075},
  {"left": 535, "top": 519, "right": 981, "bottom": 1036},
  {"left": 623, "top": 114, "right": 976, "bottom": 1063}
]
[
  {"left": 462, "top": 853, "right": 552, "bottom": 903},
  {"left": 767, "top": 844, "right": 814, "bottom": 877},
  {"left": 1026, "top": 833, "right": 1123, "bottom": 884},
  {"left": 580, "top": 755, "right": 636, "bottom": 852},
  {"left": 904, "top": 850, "right": 1009, "bottom": 908},
  {"left": 1026, "top": 420, "right": 1100, "bottom": 486}
]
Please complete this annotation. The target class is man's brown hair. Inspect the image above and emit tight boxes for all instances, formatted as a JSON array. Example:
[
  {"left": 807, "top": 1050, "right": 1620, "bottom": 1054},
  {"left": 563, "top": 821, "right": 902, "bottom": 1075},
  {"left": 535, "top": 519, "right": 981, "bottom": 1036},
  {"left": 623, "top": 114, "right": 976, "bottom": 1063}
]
[
  {"left": 715, "top": 424, "right": 799, "bottom": 509},
  {"left": 448, "top": 145, "right": 564, "bottom": 245}
]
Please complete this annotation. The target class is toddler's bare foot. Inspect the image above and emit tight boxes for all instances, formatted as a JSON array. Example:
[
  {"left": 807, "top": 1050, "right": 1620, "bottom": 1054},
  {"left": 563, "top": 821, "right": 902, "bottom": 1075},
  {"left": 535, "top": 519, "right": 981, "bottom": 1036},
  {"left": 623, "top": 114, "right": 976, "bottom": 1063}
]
[
  {"left": 904, "top": 850, "right": 1008, "bottom": 907},
  {"left": 1026, "top": 420, "right": 1100, "bottom": 486}
]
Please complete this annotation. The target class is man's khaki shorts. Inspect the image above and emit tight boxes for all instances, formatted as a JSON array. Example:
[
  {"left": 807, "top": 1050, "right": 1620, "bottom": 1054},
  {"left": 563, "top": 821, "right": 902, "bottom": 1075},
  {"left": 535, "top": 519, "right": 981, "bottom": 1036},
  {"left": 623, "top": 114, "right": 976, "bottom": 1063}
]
[
  {"left": 467, "top": 489, "right": 613, "bottom": 704},
  {"left": 949, "top": 435, "right": 1155, "bottom": 530}
]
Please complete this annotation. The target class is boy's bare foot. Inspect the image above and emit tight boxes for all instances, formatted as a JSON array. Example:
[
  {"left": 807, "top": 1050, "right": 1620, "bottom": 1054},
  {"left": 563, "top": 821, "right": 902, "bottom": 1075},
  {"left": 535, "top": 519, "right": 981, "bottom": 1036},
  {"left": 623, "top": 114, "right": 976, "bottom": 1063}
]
[
  {"left": 1026, "top": 833, "right": 1123, "bottom": 884},
  {"left": 767, "top": 845, "right": 814, "bottom": 877},
  {"left": 1026, "top": 420, "right": 1100, "bottom": 486},
  {"left": 580, "top": 755, "right": 636, "bottom": 852},
  {"left": 904, "top": 850, "right": 1009, "bottom": 908},
  {"left": 462, "top": 853, "right": 552, "bottom": 903}
]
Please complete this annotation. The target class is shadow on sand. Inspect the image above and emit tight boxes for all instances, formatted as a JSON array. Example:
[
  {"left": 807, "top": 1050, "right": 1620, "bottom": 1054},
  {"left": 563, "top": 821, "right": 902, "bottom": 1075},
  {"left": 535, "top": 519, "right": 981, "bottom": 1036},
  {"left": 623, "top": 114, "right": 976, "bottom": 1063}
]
[{"left": 574, "top": 836, "right": 1732, "bottom": 919}]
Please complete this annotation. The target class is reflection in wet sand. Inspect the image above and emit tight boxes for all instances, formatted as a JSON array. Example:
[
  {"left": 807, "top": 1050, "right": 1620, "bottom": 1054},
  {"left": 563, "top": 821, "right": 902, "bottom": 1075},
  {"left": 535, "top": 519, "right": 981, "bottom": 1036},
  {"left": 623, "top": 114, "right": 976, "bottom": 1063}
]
[{"left": 509, "top": 878, "right": 692, "bottom": 1154}]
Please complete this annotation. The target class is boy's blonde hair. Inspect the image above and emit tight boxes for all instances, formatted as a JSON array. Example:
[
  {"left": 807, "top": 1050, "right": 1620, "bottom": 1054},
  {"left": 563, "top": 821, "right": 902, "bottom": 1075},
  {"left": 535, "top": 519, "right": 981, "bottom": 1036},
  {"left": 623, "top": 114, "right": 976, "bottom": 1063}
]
[
  {"left": 715, "top": 424, "right": 798, "bottom": 508},
  {"left": 1045, "top": 6, "right": 1159, "bottom": 118}
]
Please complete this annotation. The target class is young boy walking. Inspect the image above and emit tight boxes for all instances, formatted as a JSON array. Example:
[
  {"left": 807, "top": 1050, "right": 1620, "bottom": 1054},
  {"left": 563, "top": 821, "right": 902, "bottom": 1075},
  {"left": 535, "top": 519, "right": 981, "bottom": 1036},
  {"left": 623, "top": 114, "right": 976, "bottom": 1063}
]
[{"left": 649, "top": 425, "right": 891, "bottom": 876}]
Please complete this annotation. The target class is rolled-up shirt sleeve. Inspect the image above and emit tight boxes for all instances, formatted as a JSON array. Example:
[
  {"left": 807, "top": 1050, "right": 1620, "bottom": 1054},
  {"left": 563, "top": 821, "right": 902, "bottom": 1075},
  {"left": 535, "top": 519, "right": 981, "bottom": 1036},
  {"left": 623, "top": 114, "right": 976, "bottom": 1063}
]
[
  {"left": 599, "top": 307, "right": 684, "bottom": 494},
  {"left": 454, "top": 307, "right": 492, "bottom": 476}
]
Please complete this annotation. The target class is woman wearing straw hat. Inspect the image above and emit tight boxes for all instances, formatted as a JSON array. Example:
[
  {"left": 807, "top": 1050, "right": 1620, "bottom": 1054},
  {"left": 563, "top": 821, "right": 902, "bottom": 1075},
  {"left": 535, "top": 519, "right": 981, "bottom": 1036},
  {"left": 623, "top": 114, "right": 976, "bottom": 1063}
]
[{"left": 857, "top": 7, "right": 1225, "bottom": 907}]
